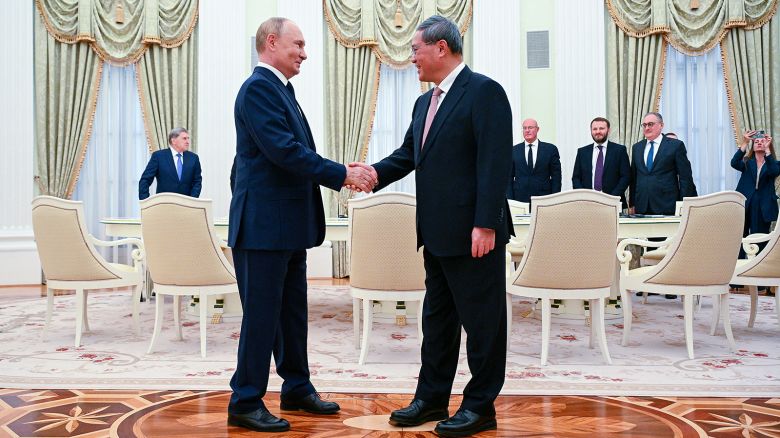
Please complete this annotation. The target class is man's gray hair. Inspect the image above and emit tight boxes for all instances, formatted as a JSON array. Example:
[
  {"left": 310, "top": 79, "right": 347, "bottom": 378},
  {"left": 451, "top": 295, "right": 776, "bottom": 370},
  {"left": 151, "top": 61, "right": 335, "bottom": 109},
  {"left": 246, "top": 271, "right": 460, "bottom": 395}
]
[
  {"left": 168, "top": 127, "right": 188, "bottom": 145},
  {"left": 643, "top": 112, "right": 664, "bottom": 123},
  {"left": 417, "top": 15, "right": 462, "bottom": 55}
]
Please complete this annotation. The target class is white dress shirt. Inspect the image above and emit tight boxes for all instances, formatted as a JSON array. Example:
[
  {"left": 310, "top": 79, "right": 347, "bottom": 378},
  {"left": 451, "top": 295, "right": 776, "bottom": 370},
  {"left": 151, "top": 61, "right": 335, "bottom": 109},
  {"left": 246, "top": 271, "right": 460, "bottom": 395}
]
[
  {"left": 432, "top": 62, "right": 466, "bottom": 109},
  {"left": 525, "top": 139, "right": 539, "bottom": 169}
]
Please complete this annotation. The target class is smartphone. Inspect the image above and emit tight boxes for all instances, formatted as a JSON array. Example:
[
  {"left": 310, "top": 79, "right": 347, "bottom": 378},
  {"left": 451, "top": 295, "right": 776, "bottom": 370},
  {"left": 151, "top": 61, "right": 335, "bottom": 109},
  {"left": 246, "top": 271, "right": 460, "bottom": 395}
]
[{"left": 754, "top": 130, "right": 766, "bottom": 139}]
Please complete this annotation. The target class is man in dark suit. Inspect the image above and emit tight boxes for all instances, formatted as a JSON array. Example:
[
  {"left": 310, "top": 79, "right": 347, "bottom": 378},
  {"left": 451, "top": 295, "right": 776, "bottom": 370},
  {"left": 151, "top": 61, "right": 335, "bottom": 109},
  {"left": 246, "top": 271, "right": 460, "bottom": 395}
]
[
  {"left": 351, "top": 16, "right": 512, "bottom": 437},
  {"left": 572, "top": 117, "right": 631, "bottom": 208},
  {"left": 226, "top": 17, "right": 376, "bottom": 433},
  {"left": 138, "top": 128, "right": 202, "bottom": 200},
  {"left": 629, "top": 112, "right": 697, "bottom": 215},
  {"left": 506, "top": 119, "right": 561, "bottom": 202}
]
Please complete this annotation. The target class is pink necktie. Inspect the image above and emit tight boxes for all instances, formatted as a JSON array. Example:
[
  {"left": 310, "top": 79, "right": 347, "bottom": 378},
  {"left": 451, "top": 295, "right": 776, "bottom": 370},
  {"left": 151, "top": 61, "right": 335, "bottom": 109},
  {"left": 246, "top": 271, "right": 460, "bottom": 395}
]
[{"left": 421, "top": 87, "right": 443, "bottom": 147}]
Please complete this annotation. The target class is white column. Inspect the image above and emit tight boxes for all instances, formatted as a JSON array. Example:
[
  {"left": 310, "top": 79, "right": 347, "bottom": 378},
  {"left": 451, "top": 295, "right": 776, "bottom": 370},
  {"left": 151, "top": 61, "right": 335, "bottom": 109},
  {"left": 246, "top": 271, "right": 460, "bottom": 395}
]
[
  {"left": 197, "top": 0, "right": 248, "bottom": 218},
  {"left": 277, "top": 0, "right": 325, "bottom": 151},
  {"left": 554, "top": 0, "right": 607, "bottom": 190},
  {"left": 0, "top": 2, "right": 39, "bottom": 285},
  {"left": 472, "top": 0, "right": 523, "bottom": 144}
]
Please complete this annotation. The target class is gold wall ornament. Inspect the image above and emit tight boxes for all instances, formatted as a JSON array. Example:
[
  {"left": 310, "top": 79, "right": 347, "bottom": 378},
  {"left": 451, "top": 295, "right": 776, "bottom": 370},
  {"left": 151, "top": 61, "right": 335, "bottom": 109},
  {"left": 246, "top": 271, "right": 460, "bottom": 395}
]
[
  {"left": 394, "top": 0, "right": 403, "bottom": 28},
  {"left": 690, "top": 0, "right": 700, "bottom": 10},
  {"left": 115, "top": 0, "right": 125, "bottom": 24}
]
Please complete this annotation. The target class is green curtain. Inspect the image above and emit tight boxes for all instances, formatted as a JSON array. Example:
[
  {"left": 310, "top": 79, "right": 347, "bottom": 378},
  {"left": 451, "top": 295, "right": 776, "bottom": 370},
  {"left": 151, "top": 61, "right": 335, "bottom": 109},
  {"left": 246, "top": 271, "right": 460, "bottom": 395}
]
[
  {"left": 136, "top": 32, "right": 199, "bottom": 152},
  {"left": 606, "top": 0, "right": 777, "bottom": 55},
  {"left": 606, "top": 19, "right": 667, "bottom": 152},
  {"left": 324, "top": 37, "right": 380, "bottom": 277},
  {"left": 34, "top": 12, "right": 102, "bottom": 199}
]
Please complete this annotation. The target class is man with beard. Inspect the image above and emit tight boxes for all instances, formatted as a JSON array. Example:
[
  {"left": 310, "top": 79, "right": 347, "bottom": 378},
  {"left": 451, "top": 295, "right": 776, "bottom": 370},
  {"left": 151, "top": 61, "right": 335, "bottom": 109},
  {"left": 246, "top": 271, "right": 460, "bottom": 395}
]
[{"left": 571, "top": 117, "right": 630, "bottom": 209}]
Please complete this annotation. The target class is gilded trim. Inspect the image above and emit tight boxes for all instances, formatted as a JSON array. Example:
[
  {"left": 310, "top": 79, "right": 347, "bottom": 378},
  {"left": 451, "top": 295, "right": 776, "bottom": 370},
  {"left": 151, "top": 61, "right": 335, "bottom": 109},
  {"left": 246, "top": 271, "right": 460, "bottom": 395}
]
[
  {"left": 323, "top": 0, "right": 379, "bottom": 49},
  {"left": 35, "top": 0, "right": 96, "bottom": 44},
  {"left": 65, "top": 60, "right": 104, "bottom": 200},
  {"left": 358, "top": 60, "right": 383, "bottom": 163},
  {"left": 720, "top": 42, "right": 743, "bottom": 147},
  {"left": 746, "top": 0, "right": 779, "bottom": 30},
  {"left": 652, "top": 38, "right": 668, "bottom": 112},
  {"left": 135, "top": 62, "right": 159, "bottom": 155}
]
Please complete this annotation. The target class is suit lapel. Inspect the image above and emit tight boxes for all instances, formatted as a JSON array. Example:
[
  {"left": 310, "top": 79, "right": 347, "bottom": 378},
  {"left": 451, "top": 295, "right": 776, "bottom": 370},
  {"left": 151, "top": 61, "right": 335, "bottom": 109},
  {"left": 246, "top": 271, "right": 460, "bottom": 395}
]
[
  {"left": 583, "top": 145, "right": 594, "bottom": 187},
  {"left": 165, "top": 148, "right": 178, "bottom": 179},
  {"left": 418, "top": 67, "right": 471, "bottom": 164},
  {"left": 259, "top": 68, "right": 315, "bottom": 150},
  {"left": 636, "top": 140, "right": 649, "bottom": 173}
]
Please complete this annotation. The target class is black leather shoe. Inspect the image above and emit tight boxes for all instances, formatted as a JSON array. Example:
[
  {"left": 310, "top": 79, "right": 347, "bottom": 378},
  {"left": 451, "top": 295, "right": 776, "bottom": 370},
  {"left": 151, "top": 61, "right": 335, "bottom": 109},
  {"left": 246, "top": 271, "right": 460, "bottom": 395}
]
[
  {"left": 434, "top": 409, "right": 497, "bottom": 437},
  {"left": 389, "top": 399, "right": 449, "bottom": 427},
  {"left": 227, "top": 407, "right": 290, "bottom": 432},
  {"left": 280, "top": 393, "right": 340, "bottom": 415},
  {"left": 664, "top": 294, "right": 678, "bottom": 299}
]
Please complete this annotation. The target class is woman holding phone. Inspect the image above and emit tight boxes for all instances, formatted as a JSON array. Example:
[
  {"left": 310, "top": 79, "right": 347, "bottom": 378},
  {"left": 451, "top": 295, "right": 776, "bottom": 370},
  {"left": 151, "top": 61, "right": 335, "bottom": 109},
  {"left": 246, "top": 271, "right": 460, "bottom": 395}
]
[{"left": 732, "top": 130, "right": 779, "bottom": 272}]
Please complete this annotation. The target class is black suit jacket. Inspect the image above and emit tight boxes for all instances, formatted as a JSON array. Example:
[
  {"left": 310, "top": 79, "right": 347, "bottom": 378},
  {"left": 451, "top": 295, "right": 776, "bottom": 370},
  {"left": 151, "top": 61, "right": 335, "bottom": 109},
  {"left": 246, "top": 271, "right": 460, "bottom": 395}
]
[
  {"left": 732, "top": 149, "right": 780, "bottom": 223},
  {"left": 506, "top": 141, "right": 561, "bottom": 202},
  {"left": 138, "top": 148, "right": 202, "bottom": 200},
  {"left": 629, "top": 136, "right": 697, "bottom": 215},
  {"left": 571, "top": 141, "right": 631, "bottom": 208},
  {"left": 372, "top": 66, "right": 513, "bottom": 257},
  {"left": 229, "top": 66, "right": 345, "bottom": 250}
]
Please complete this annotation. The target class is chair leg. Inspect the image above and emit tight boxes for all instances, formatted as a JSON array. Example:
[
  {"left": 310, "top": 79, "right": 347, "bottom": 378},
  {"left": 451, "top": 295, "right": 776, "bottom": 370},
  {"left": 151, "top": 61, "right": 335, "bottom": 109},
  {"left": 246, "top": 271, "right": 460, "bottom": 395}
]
[
  {"left": 642, "top": 291, "right": 648, "bottom": 304},
  {"left": 199, "top": 293, "right": 208, "bottom": 358},
  {"left": 358, "top": 298, "right": 372, "bottom": 365},
  {"left": 416, "top": 300, "right": 424, "bottom": 348},
  {"left": 352, "top": 297, "right": 360, "bottom": 350},
  {"left": 720, "top": 293, "right": 737, "bottom": 352},
  {"left": 132, "top": 284, "right": 141, "bottom": 336},
  {"left": 44, "top": 287, "right": 53, "bottom": 332},
  {"left": 748, "top": 285, "right": 758, "bottom": 328},
  {"left": 588, "top": 299, "right": 595, "bottom": 350},
  {"left": 684, "top": 294, "right": 695, "bottom": 360},
  {"left": 621, "top": 288, "right": 632, "bottom": 346},
  {"left": 75, "top": 288, "right": 85, "bottom": 348},
  {"left": 173, "top": 295, "right": 183, "bottom": 341},
  {"left": 82, "top": 289, "right": 90, "bottom": 333},
  {"left": 540, "top": 297, "right": 551, "bottom": 366},
  {"left": 775, "top": 291, "right": 780, "bottom": 328},
  {"left": 147, "top": 291, "right": 164, "bottom": 354},
  {"left": 695, "top": 295, "right": 702, "bottom": 313},
  {"left": 595, "top": 297, "right": 612, "bottom": 364},
  {"left": 710, "top": 294, "right": 721, "bottom": 336},
  {"left": 506, "top": 293, "right": 513, "bottom": 351}
]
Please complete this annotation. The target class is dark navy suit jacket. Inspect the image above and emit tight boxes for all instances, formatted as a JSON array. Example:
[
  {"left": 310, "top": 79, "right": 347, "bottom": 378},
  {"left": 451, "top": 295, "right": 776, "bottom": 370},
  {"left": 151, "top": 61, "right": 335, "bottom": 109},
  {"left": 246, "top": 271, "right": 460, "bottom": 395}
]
[
  {"left": 138, "top": 148, "right": 202, "bottom": 200},
  {"left": 372, "top": 66, "right": 513, "bottom": 257},
  {"left": 731, "top": 149, "right": 780, "bottom": 223},
  {"left": 629, "top": 136, "right": 697, "bottom": 215},
  {"left": 571, "top": 141, "right": 631, "bottom": 208},
  {"left": 228, "top": 66, "right": 345, "bottom": 250},
  {"left": 506, "top": 141, "right": 561, "bottom": 203}
]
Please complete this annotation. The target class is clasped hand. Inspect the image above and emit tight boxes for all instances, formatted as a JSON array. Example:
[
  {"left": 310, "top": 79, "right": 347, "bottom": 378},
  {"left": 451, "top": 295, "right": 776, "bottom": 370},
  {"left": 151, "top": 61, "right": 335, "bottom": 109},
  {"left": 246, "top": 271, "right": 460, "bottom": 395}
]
[{"left": 343, "top": 162, "right": 378, "bottom": 193}]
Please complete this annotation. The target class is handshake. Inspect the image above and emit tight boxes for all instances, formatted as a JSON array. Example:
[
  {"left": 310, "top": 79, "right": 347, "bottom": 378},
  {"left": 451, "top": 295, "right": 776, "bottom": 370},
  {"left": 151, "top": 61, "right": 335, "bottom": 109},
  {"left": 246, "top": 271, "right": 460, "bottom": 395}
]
[{"left": 343, "top": 162, "right": 378, "bottom": 193}]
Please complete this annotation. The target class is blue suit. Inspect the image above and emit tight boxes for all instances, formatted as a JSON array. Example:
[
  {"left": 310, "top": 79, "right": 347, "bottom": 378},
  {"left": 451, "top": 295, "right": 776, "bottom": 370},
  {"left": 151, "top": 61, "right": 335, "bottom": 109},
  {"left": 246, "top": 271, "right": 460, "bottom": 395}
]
[
  {"left": 732, "top": 149, "right": 780, "bottom": 239},
  {"left": 138, "top": 148, "right": 202, "bottom": 200},
  {"left": 227, "top": 66, "right": 345, "bottom": 414},
  {"left": 629, "top": 136, "right": 697, "bottom": 215},
  {"left": 571, "top": 141, "right": 631, "bottom": 208},
  {"left": 506, "top": 141, "right": 562, "bottom": 203},
  {"left": 372, "top": 66, "right": 512, "bottom": 416}
]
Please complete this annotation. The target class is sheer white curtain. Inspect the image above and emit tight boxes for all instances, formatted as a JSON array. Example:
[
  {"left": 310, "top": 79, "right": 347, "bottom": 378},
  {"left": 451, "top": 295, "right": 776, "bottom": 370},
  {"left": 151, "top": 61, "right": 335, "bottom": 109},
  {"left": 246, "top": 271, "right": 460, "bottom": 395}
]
[
  {"left": 72, "top": 63, "right": 149, "bottom": 262},
  {"left": 364, "top": 64, "right": 421, "bottom": 194},
  {"left": 659, "top": 44, "right": 737, "bottom": 195}
]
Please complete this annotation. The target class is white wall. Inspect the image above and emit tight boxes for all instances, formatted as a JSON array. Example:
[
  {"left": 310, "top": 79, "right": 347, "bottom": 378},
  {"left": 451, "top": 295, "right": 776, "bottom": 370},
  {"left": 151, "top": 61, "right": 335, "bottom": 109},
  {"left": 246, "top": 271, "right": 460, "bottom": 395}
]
[{"left": 0, "top": 2, "right": 39, "bottom": 285}]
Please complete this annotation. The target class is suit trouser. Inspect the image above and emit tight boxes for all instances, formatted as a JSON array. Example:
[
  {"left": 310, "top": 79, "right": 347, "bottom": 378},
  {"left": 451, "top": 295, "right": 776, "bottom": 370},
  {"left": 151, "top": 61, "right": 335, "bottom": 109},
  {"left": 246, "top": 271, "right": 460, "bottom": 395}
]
[
  {"left": 415, "top": 245, "right": 507, "bottom": 416},
  {"left": 228, "top": 248, "right": 315, "bottom": 414}
]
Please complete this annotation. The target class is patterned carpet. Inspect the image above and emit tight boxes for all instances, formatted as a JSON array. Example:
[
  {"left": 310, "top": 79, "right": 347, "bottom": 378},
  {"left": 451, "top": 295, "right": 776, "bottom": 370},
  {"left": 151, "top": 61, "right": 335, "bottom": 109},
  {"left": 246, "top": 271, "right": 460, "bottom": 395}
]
[{"left": 0, "top": 286, "right": 778, "bottom": 396}]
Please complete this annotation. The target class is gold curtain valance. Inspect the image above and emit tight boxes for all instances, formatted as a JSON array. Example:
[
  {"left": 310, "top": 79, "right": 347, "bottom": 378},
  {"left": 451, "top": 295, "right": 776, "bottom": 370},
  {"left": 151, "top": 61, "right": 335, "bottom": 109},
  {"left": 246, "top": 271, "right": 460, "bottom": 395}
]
[
  {"left": 36, "top": 0, "right": 198, "bottom": 65},
  {"left": 606, "top": 0, "right": 778, "bottom": 55},
  {"left": 324, "top": 0, "right": 472, "bottom": 67}
]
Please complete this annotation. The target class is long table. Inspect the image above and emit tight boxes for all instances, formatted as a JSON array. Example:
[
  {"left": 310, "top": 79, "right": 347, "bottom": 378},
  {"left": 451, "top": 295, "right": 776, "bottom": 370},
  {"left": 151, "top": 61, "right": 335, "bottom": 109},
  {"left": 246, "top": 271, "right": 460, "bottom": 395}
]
[{"left": 102, "top": 216, "right": 681, "bottom": 322}]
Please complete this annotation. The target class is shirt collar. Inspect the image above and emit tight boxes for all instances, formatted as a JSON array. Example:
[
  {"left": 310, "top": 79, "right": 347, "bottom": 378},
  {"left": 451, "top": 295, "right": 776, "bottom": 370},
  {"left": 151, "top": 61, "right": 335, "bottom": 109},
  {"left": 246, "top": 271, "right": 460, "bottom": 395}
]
[
  {"left": 527, "top": 139, "right": 539, "bottom": 147},
  {"left": 258, "top": 62, "right": 288, "bottom": 86},
  {"left": 435, "top": 62, "right": 466, "bottom": 95},
  {"left": 170, "top": 147, "right": 182, "bottom": 159},
  {"left": 594, "top": 142, "right": 607, "bottom": 149},
  {"left": 648, "top": 134, "right": 664, "bottom": 145}
]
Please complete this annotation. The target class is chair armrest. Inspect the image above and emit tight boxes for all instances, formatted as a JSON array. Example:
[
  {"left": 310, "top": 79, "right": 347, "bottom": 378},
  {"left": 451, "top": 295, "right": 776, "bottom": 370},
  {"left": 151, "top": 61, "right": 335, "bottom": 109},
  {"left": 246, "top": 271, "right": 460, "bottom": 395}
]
[
  {"left": 616, "top": 238, "right": 669, "bottom": 267},
  {"left": 742, "top": 233, "right": 772, "bottom": 258},
  {"left": 508, "top": 237, "right": 527, "bottom": 250},
  {"left": 89, "top": 236, "right": 145, "bottom": 266}
]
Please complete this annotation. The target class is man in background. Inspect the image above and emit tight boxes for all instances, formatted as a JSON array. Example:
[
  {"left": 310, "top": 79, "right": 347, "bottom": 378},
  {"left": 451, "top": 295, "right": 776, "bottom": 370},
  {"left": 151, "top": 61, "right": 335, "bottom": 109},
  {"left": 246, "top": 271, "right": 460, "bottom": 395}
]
[
  {"left": 571, "top": 117, "right": 630, "bottom": 208},
  {"left": 138, "top": 128, "right": 202, "bottom": 200},
  {"left": 629, "top": 112, "right": 697, "bottom": 215},
  {"left": 506, "top": 119, "right": 561, "bottom": 203}
]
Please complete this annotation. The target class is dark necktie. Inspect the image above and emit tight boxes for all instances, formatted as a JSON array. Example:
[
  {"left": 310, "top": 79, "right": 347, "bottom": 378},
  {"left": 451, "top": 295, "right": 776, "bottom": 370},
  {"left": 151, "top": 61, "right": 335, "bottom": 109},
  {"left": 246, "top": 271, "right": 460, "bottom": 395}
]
[
  {"left": 286, "top": 81, "right": 295, "bottom": 98},
  {"left": 646, "top": 140, "right": 655, "bottom": 171},
  {"left": 176, "top": 153, "right": 183, "bottom": 181},
  {"left": 594, "top": 145, "right": 604, "bottom": 191},
  {"left": 527, "top": 145, "right": 534, "bottom": 170}
]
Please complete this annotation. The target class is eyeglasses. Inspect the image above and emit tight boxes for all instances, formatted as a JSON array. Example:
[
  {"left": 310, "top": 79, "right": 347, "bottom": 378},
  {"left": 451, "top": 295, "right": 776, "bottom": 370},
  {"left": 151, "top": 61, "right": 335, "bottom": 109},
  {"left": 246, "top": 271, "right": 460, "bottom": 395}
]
[
  {"left": 410, "top": 41, "right": 436, "bottom": 56},
  {"left": 640, "top": 122, "right": 658, "bottom": 128},
  {"left": 522, "top": 126, "right": 538, "bottom": 131}
]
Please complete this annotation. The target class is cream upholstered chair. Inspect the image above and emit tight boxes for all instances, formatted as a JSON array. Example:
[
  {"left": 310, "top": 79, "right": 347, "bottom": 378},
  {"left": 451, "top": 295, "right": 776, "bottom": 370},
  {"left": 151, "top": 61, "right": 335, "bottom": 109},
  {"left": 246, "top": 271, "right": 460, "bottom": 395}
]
[
  {"left": 140, "top": 193, "right": 238, "bottom": 358},
  {"left": 348, "top": 192, "right": 426, "bottom": 365},
  {"left": 616, "top": 192, "right": 745, "bottom": 359},
  {"left": 31, "top": 196, "right": 144, "bottom": 347},
  {"left": 717, "top": 228, "right": 780, "bottom": 329},
  {"left": 506, "top": 190, "right": 620, "bottom": 366},
  {"left": 507, "top": 200, "right": 530, "bottom": 266},
  {"left": 639, "top": 201, "right": 684, "bottom": 268}
]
